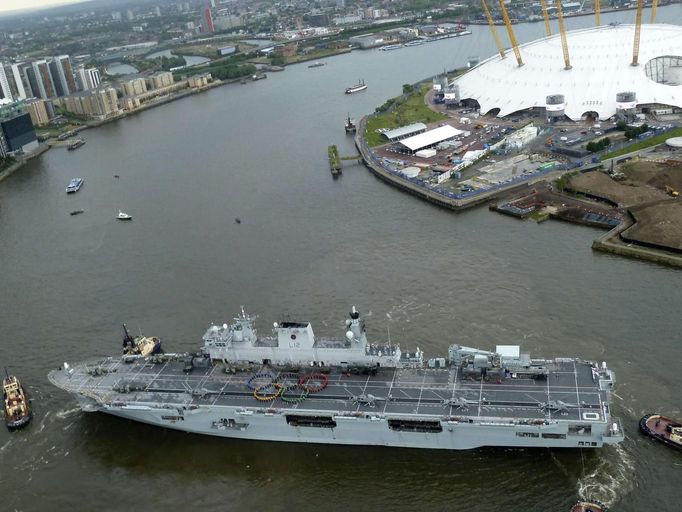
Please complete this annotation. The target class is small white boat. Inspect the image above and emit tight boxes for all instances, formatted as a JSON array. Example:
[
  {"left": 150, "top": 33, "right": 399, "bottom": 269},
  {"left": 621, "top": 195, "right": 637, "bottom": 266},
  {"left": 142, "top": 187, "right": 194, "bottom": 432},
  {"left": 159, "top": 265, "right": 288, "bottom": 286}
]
[{"left": 117, "top": 210, "right": 132, "bottom": 220}]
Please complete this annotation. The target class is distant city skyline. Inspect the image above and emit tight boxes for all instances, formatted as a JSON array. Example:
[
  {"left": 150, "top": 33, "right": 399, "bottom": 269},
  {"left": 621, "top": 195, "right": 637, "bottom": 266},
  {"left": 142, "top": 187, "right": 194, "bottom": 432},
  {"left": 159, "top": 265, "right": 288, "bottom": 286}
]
[{"left": 0, "top": 0, "right": 90, "bottom": 14}]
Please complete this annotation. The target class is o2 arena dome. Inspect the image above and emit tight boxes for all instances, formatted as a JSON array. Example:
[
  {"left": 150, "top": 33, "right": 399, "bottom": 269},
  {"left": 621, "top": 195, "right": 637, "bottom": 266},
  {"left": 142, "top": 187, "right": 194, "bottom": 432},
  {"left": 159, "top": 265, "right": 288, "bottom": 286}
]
[{"left": 455, "top": 23, "right": 682, "bottom": 120}]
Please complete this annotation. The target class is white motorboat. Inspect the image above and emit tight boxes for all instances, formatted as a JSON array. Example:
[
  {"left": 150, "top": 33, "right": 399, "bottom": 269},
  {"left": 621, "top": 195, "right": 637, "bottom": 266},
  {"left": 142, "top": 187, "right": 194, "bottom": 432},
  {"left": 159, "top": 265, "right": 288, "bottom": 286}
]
[{"left": 117, "top": 210, "right": 132, "bottom": 220}]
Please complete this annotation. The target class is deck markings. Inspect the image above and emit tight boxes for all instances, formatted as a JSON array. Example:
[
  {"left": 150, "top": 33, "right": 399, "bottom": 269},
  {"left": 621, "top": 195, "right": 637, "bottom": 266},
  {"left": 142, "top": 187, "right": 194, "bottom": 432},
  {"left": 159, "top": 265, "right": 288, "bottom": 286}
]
[
  {"left": 477, "top": 376, "right": 484, "bottom": 417},
  {"left": 572, "top": 360, "right": 583, "bottom": 420}
]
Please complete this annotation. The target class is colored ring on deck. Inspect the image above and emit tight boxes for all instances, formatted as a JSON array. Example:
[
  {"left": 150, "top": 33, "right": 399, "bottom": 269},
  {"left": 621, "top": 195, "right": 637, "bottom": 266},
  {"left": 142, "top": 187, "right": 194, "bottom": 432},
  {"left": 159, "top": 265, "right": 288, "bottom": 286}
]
[
  {"left": 253, "top": 383, "right": 281, "bottom": 401},
  {"left": 298, "top": 373, "right": 328, "bottom": 393},
  {"left": 280, "top": 384, "right": 309, "bottom": 404},
  {"left": 246, "top": 372, "right": 276, "bottom": 390}
]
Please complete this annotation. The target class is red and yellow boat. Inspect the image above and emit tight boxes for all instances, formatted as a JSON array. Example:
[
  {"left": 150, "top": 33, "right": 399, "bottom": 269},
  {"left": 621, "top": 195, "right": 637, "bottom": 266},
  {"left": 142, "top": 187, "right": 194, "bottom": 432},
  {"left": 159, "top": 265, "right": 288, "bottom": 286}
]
[{"left": 640, "top": 413, "right": 682, "bottom": 451}]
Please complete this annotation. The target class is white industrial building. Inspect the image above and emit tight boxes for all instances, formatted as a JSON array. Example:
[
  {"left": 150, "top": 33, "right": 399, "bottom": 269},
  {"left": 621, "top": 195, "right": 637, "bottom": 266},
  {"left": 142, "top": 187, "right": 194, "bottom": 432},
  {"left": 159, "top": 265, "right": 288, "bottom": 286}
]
[
  {"left": 383, "top": 122, "right": 426, "bottom": 142},
  {"left": 454, "top": 24, "right": 682, "bottom": 121},
  {"left": 398, "top": 124, "right": 463, "bottom": 153}
]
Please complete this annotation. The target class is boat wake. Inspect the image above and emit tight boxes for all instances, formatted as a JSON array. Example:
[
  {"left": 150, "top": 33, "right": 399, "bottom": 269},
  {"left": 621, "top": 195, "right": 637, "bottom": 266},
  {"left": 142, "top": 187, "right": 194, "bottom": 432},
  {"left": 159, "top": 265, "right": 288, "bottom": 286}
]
[
  {"left": 56, "top": 406, "right": 81, "bottom": 419},
  {"left": 577, "top": 444, "right": 635, "bottom": 507},
  {"left": 0, "top": 439, "right": 11, "bottom": 454}
]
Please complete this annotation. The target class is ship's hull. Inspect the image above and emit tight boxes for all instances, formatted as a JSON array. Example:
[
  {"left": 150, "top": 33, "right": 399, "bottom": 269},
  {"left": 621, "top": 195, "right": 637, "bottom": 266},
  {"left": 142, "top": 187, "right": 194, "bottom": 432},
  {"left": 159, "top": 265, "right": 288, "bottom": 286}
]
[
  {"left": 84, "top": 402, "right": 619, "bottom": 450},
  {"left": 345, "top": 85, "right": 367, "bottom": 94},
  {"left": 6, "top": 411, "right": 32, "bottom": 431}
]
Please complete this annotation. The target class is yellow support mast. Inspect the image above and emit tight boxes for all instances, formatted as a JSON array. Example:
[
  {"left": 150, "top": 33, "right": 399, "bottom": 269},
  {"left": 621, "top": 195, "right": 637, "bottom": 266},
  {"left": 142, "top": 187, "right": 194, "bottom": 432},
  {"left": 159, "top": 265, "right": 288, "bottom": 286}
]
[
  {"left": 651, "top": 0, "right": 658, "bottom": 23},
  {"left": 481, "top": 0, "right": 505, "bottom": 59},
  {"left": 632, "top": 0, "right": 643, "bottom": 66},
  {"left": 498, "top": 0, "right": 523, "bottom": 66},
  {"left": 556, "top": 0, "right": 572, "bottom": 70},
  {"left": 595, "top": 0, "right": 601, "bottom": 26},
  {"left": 540, "top": 0, "right": 552, "bottom": 36}
]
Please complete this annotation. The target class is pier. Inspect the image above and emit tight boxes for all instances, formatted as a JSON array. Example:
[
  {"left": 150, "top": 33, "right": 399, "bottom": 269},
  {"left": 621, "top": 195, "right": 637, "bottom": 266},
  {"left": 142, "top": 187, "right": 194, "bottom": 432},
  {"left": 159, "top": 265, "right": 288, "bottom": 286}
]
[{"left": 328, "top": 145, "right": 341, "bottom": 176}]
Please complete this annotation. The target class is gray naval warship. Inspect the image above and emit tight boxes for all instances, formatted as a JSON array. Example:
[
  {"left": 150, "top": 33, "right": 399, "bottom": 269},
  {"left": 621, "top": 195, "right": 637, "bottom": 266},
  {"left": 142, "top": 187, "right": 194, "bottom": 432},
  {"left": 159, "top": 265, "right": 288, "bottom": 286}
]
[{"left": 49, "top": 307, "right": 624, "bottom": 450}]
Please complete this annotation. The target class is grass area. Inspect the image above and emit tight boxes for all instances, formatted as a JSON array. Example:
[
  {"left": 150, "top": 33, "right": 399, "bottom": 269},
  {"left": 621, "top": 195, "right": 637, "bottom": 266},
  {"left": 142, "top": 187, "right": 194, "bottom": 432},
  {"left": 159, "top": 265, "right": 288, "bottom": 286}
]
[
  {"left": 602, "top": 127, "right": 682, "bottom": 160},
  {"left": 36, "top": 122, "right": 82, "bottom": 139},
  {"left": 173, "top": 44, "right": 221, "bottom": 59},
  {"left": 364, "top": 84, "right": 447, "bottom": 147}
]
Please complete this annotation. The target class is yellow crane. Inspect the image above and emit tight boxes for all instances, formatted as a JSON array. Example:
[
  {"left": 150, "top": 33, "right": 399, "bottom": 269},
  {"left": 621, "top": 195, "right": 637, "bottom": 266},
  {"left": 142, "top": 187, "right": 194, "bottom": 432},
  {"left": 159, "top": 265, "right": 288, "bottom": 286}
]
[
  {"left": 651, "top": 0, "right": 658, "bottom": 23},
  {"left": 481, "top": 0, "right": 505, "bottom": 59},
  {"left": 632, "top": 0, "right": 644, "bottom": 66},
  {"left": 498, "top": 0, "right": 523, "bottom": 66},
  {"left": 540, "top": 0, "right": 552, "bottom": 36},
  {"left": 556, "top": 0, "right": 572, "bottom": 70},
  {"left": 595, "top": 0, "right": 601, "bottom": 26}
]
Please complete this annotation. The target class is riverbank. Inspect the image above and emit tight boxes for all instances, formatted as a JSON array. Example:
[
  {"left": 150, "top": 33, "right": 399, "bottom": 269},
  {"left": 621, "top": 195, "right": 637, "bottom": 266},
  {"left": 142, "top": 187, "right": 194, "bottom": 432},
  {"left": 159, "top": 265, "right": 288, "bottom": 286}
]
[
  {"left": 0, "top": 144, "right": 50, "bottom": 184},
  {"left": 0, "top": 79, "right": 234, "bottom": 186}
]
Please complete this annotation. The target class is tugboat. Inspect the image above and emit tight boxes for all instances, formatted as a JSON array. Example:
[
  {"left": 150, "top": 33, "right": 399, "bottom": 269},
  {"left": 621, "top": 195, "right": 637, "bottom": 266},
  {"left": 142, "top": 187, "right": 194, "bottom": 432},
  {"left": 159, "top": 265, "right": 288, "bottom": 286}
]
[
  {"left": 569, "top": 499, "right": 608, "bottom": 512},
  {"left": 344, "top": 114, "right": 356, "bottom": 133},
  {"left": 345, "top": 79, "right": 367, "bottom": 94},
  {"left": 3, "top": 370, "right": 32, "bottom": 431},
  {"left": 640, "top": 413, "right": 682, "bottom": 451},
  {"left": 122, "top": 324, "right": 162, "bottom": 357},
  {"left": 66, "top": 177, "right": 84, "bottom": 193}
]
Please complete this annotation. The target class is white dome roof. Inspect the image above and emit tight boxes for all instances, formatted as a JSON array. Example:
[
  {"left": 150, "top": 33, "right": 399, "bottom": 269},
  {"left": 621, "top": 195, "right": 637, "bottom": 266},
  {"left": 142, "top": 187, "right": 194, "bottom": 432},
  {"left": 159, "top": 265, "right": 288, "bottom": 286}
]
[{"left": 454, "top": 23, "right": 682, "bottom": 120}]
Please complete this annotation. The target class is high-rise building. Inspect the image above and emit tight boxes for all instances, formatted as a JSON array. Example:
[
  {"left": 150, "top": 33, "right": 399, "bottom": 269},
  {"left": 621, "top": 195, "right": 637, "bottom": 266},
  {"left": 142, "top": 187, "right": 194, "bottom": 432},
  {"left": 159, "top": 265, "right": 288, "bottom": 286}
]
[
  {"left": 76, "top": 67, "right": 101, "bottom": 91},
  {"left": 48, "top": 60, "right": 65, "bottom": 96},
  {"left": 0, "top": 65, "right": 12, "bottom": 101},
  {"left": 54, "top": 56, "right": 77, "bottom": 96},
  {"left": 202, "top": 6, "right": 215, "bottom": 33},
  {"left": 10, "top": 63, "right": 30, "bottom": 100},
  {"left": 31, "top": 60, "right": 56, "bottom": 99},
  {"left": 154, "top": 6, "right": 161, "bottom": 16},
  {"left": 126, "top": 10, "right": 134, "bottom": 21}
]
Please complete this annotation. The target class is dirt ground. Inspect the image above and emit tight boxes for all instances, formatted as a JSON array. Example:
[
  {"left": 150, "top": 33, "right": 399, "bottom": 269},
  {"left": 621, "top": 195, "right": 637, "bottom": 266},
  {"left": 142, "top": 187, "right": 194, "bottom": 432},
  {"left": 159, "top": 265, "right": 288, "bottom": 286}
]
[
  {"left": 622, "top": 201, "right": 682, "bottom": 250},
  {"left": 620, "top": 160, "right": 682, "bottom": 192},
  {"left": 569, "top": 162, "right": 682, "bottom": 251},
  {"left": 569, "top": 170, "right": 669, "bottom": 206}
]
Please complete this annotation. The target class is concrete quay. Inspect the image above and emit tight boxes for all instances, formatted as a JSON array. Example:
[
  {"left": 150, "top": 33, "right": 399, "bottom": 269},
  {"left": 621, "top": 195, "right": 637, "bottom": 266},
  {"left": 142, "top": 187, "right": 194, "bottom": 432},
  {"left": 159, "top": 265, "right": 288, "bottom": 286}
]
[
  {"left": 0, "top": 144, "right": 50, "bottom": 184},
  {"left": 592, "top": 213, "right": 682, "bottom": 268}
]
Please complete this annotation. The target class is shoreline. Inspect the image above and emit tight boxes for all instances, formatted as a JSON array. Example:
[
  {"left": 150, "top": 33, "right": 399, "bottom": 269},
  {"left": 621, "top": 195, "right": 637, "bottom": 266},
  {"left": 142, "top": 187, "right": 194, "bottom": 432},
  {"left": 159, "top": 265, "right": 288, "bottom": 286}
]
[
  {"left": 0, "top": 144, "right": 50, "bottom": 184},
  {"left": 1, "top": 78, "right": 236, "bottom": 182}
]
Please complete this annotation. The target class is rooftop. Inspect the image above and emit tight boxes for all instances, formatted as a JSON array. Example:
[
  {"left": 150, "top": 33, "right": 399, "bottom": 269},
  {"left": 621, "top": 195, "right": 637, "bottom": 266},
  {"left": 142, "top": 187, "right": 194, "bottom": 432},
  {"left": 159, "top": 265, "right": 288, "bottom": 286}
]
[
  {"left": 400, "top": 124, "right": 463, "bottom": 152},
  {"left": 454, "top": 24, "right": 682, "bottom": 120}
]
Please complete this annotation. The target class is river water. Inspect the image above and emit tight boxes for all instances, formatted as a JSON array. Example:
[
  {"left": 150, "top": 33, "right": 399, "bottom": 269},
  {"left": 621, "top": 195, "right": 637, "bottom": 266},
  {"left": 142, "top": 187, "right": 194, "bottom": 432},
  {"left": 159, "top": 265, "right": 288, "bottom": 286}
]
[{"left": 1, "top": 8, "right": 681, "bottom": 512}]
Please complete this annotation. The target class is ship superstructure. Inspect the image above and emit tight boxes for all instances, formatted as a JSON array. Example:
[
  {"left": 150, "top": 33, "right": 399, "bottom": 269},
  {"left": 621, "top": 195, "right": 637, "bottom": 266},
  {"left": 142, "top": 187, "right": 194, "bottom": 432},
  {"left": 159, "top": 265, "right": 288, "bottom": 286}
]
[{"left": 49, "top": 307, "right": 624, "bottom": 450}]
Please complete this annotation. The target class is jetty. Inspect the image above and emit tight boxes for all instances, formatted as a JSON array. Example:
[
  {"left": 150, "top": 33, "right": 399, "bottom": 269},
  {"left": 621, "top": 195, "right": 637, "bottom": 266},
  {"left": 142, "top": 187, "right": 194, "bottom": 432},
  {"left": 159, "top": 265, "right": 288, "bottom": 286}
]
[{"left": 328, "top": 145, "right": 341, "bottom": 176}]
